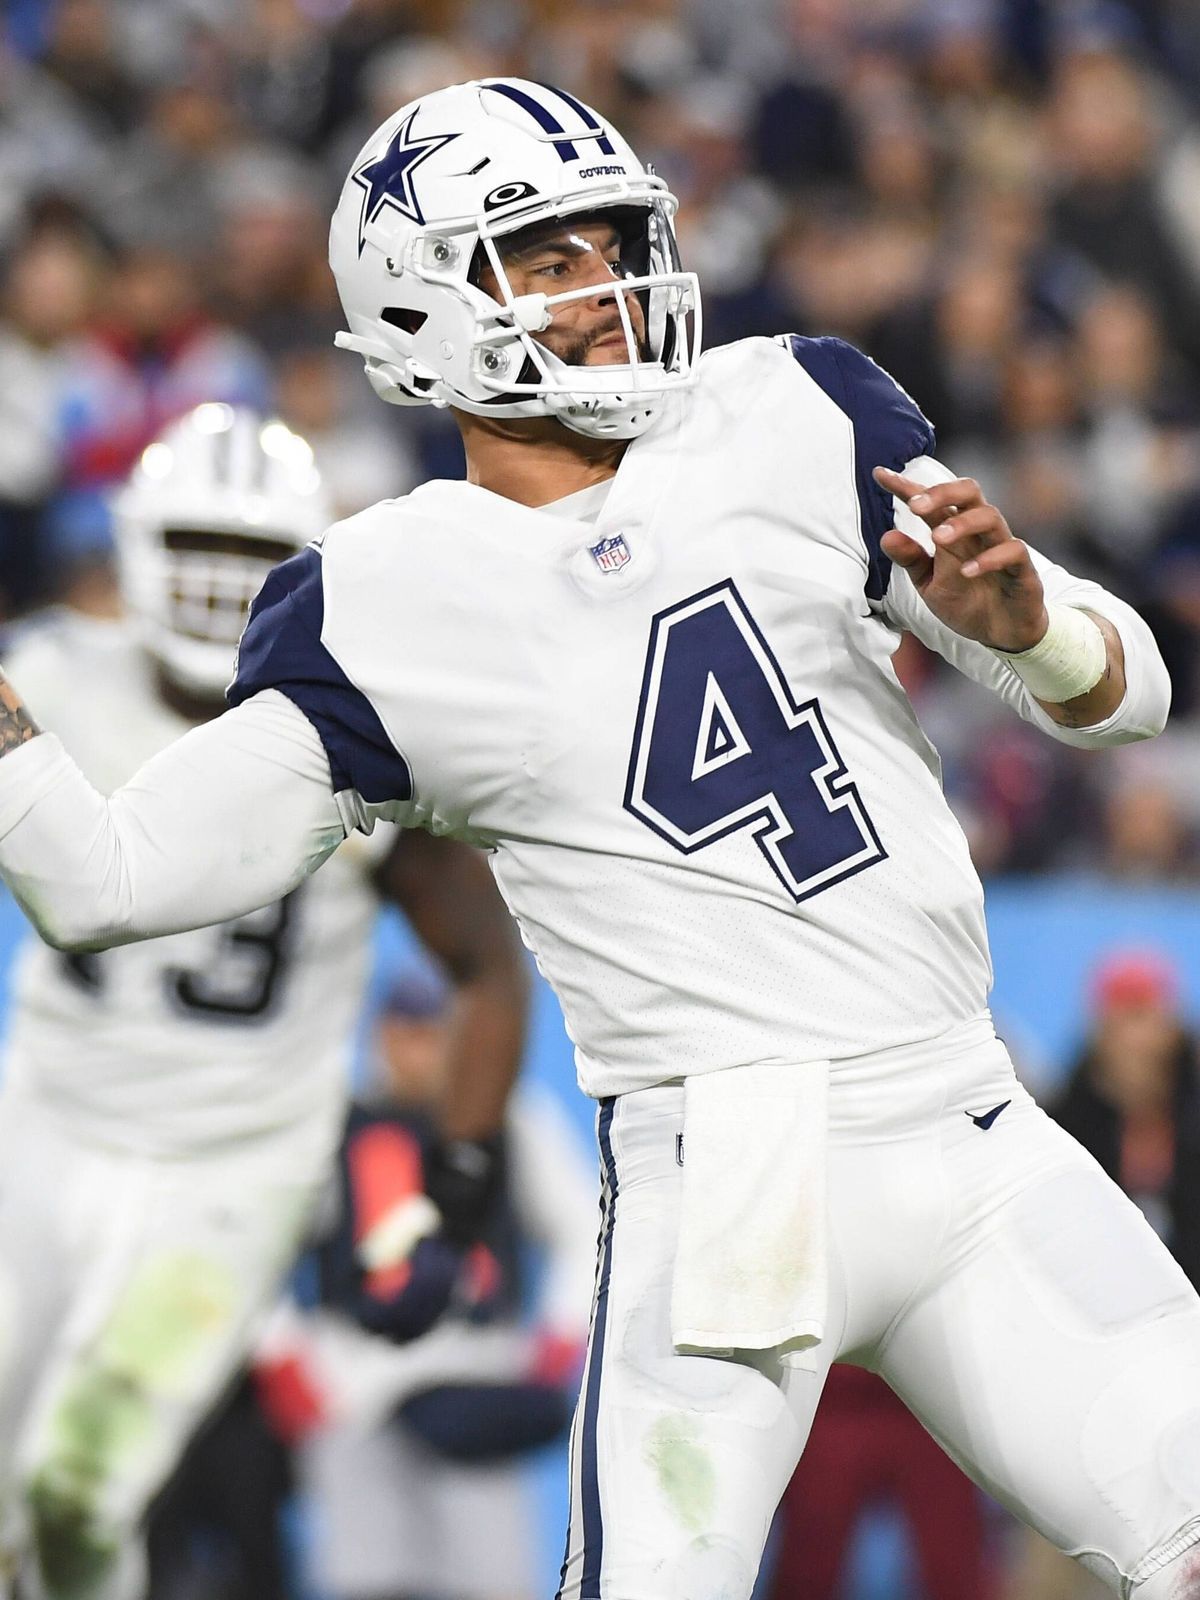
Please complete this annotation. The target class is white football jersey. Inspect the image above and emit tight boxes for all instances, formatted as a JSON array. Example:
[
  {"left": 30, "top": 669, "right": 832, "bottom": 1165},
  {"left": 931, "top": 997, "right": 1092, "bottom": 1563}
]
[
  {"left": 3, "top": 612, "right": 382, "bottom": 1153},
  {"left": 228, "top": 336, "right": 1115, "bottom": 1097}
]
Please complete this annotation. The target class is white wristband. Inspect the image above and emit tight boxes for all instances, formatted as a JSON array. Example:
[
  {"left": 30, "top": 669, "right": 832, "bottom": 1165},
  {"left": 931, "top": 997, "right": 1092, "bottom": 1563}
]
[{"left": 993, "top": 603, "right": 1108, "bottom": 703}]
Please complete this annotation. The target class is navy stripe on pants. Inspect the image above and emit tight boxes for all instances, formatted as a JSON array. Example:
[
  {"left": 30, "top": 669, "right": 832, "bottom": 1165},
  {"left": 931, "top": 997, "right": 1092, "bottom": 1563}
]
[{"left": 558, "top": 1097, "right": 619, "bottom": 1598}]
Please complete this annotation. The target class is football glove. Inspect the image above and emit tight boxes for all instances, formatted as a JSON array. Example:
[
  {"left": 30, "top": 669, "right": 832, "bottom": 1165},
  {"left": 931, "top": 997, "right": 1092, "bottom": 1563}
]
[{"left": 422, "top": 1132, "right": 507, "bottom": 1248}]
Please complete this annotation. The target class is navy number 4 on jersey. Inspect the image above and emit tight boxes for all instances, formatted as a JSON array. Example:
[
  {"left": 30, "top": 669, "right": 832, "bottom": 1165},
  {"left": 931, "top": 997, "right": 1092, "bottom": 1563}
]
[{"left": 624, "top": 581, "right": 887, "bottom": 902}]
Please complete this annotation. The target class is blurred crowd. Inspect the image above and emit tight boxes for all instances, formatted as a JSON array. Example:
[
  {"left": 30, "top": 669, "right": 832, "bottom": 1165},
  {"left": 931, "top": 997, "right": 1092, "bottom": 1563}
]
[
  {"left": 5, "top": 9, "right": 1200, "bottom": 1599},
  {"left": 4, "top": 0, "right": 1200, "bottom": 877}
]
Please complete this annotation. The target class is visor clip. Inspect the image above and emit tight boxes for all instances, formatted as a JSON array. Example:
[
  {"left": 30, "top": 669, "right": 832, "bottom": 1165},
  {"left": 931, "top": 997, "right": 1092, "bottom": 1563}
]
[{"left": 511, "top": 294, "right": 552, "bottom": 333}]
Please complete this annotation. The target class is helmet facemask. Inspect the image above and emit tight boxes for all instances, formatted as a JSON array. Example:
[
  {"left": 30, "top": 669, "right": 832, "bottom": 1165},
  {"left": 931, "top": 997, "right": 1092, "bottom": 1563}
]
[
  {"left": 159, "top": 526, "right": 301, "bottom": 661},
  {"left": 462, "top": 200, "right": 700, "bottom": 437}
]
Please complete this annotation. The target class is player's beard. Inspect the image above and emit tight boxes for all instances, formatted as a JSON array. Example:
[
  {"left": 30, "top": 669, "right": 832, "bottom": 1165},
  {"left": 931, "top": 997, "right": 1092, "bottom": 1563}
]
[{"left": 554, "top": 316, "right": 652, "bottom": 368}]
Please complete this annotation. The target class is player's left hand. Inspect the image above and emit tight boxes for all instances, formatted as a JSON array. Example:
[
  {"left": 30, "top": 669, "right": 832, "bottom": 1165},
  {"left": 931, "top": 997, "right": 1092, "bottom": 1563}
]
[{"left": 873, "top": 467, "right": 1049, "bottom": 652}]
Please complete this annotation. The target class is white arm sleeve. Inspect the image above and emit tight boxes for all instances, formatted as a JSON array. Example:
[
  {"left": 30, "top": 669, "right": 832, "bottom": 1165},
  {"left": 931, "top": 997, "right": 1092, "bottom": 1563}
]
[
  {"left": 881, "top": 455, "right": 1171, "bottom": 747},
  {"left": 0, "top": 689, "right": 347, "bottom": 951}
]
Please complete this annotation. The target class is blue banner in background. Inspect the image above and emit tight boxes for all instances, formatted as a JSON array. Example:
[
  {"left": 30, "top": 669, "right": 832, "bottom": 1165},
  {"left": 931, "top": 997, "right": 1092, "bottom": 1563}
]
[
  {"left": 984, "top": 879, "right": 1200, "bottom": 1097},
  {"left": 1, "top": 877, "right": 1197, "bottom": 1598},
  {"left": 366, "top": 877, "right": 1200, "bottom": 1134}
]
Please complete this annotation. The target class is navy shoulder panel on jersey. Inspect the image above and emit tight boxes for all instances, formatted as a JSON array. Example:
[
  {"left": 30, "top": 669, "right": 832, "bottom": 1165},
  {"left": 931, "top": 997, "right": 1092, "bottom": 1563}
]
[
  {"left": 781, "top": 334, "right": 935, "bottom": 601},
  {"left": 228, "top": 545, "right": 413, "bottom": 805}
]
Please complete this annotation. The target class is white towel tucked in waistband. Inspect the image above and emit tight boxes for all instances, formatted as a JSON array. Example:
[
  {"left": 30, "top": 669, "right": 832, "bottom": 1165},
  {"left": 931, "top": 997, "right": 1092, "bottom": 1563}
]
[{"left": 671, "top": 1058, "right": 829, "bottom": 1369}]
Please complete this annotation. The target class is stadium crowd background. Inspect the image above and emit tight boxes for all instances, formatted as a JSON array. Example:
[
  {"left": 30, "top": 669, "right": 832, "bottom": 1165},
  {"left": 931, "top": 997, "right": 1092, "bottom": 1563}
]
[
  {"left": 4, "top": 0, "right": 1200, "bottom": 876},
  {"left": 4, "top": 2, "right": 1200, "bottom": 1598}
]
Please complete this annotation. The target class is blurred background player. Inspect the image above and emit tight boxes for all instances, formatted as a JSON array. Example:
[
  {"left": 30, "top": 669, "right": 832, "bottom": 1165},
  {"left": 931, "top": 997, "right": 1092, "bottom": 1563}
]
[
  {"left": 1005, "top": 948, "right": 1200, "bottom": 1600},
  {"left": 1055, "top": 949, "right": 1200, "bottom": 1285},
  {"left": 0, "top": 404, "right": 527, "bottom": 1600},
  {"left": 246, "top": 965, "right": 596, "bottom": 1600}
]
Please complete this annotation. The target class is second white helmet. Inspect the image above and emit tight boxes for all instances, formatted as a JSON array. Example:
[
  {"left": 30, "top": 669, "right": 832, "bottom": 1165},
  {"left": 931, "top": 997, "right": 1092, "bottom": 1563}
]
[
  {"left": 114, "top": 404, "right": 331, "bottom": 700},
  {"left": 329, "top": 78, "right": 702, "bottom": 440}
]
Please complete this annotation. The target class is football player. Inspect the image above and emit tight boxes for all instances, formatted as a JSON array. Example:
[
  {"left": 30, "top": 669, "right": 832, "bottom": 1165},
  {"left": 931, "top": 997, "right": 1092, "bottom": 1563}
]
[
  {"left": 0, "top": 405, "right": 525, "bottom": 1600},
  {"left": 0, "top": 79, "right": 1194, "bottom": 1600}
]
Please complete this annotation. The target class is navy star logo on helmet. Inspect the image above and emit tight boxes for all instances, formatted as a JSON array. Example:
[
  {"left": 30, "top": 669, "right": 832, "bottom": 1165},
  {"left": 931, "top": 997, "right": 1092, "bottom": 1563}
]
[{"left": 351, "top": 109, "right": 459, "bottom": 254}]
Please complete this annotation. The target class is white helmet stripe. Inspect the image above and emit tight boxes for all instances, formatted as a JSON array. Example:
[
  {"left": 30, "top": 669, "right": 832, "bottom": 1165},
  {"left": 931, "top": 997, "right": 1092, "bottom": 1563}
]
[
  {"left": 211, "top": 420, "right": 232, "bottom": 489},
  {"left": 539, "top": 83, "right": 618, "bottom": 154},
  {"left": 229, "top": 414, "right": 249, "bottom": 493},
  {"left": 482, "top": 81, "right": 615, "bottom": 161}
]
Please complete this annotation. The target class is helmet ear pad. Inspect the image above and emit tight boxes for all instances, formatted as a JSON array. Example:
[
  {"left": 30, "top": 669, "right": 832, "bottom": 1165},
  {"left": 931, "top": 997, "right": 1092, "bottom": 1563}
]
[
  {"left": 354, "top": 281, "right": 486, "bottom": 405},
  {"left": 376, "top": 309, "right": 438, "bottom": 400},
  {"left": 463, "top": 240, "right": 542, "bottom": 392},
  {"left": 381, "top": 307, "right": 428, "bottom": 336}
]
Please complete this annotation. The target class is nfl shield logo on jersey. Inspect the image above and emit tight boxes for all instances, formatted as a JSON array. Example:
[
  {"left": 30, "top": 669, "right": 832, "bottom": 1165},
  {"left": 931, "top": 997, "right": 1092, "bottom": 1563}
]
[{"left": 589, "top": 533, "right": 631, "bottom": 574}]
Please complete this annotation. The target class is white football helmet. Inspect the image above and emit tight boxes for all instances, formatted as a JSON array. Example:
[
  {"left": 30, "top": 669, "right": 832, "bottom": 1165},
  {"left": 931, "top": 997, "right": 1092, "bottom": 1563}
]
[
  {"left": 114, "top": 404, "right": 330, "bottom": 699},
  {"left": 330, "top": 78, "right": 702, "bottom": 439}
]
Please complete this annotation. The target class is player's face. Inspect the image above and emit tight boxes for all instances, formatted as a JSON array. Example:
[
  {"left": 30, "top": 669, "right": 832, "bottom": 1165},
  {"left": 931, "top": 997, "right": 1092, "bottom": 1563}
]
[{"left": 482, "top": 219, "right": 650, "bottom": 366}]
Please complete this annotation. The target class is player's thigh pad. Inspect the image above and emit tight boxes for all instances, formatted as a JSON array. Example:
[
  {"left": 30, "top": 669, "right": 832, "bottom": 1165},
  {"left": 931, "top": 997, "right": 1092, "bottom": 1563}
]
[
  {"left": 16, "top": 1118, "right": 323, "bottom": 1547},
  {"left": 557, "top": 1088, "right": 832, "bottom": 1600},
  {"left": 878, "top": 1095, "right": 1200, "bottom": 1595}
]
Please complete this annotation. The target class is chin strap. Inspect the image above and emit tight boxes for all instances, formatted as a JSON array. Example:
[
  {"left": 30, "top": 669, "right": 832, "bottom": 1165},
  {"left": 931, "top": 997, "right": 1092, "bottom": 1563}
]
[
  {"left": 334, "top": 329, "right": 391, "bottom": 360},
  {"left": 336, "top": 330, "right": 439, "bottom": 408}
]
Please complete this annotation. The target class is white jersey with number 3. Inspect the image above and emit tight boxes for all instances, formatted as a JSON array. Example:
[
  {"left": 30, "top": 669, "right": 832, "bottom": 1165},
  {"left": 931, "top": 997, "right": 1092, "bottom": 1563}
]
[
  {"left": 3, "top": 612, "right": 380, "bottom": 1153},
  {"left": 228, "top": 335, "right": 1156, "bottom": 1098}
]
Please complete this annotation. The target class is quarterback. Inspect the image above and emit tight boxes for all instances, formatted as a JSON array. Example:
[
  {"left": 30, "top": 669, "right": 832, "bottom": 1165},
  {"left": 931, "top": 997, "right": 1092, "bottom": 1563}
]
[
  {"left": 0, "top": 79, "right": 1195, "bottom": 1600},
  {"left": 0, "top": 407, "right": 525, "bottom": 1600}
]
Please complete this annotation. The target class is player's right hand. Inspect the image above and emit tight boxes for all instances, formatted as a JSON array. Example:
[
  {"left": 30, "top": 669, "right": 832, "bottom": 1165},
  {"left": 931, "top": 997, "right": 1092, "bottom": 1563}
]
[{"left": 873, "top": 466, "right": 1050, "bottom": 653}]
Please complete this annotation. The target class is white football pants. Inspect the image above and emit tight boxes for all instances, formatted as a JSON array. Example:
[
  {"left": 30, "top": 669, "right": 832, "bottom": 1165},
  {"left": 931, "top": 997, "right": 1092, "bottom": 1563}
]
[
  {"left": 0, "top": 1088, "right": 331, "bottom": 1600},
  {"left": 557, "top": 1022, "right": 1200, "bottom": 1600}
]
